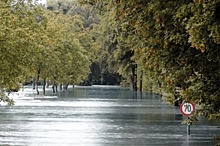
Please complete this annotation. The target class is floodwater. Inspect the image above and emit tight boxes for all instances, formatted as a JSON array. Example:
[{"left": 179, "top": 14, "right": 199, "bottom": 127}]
[{"left": 0, "top": 86, "right": 219, "bottom": 146}]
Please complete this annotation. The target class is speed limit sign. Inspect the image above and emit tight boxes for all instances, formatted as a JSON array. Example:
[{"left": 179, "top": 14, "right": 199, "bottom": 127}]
[{"left": 180, "top": 101, "right": 195, "bottom": 116}]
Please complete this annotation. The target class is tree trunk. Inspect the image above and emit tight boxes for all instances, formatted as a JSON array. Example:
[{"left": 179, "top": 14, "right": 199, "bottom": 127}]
[
  {"left": 134, "top": 74, "right": 137, "bottom": 91},
  {"left": 52, "top": 83, "right": 58, "bottom": 93},
  {"left": 52, "top": 77, "right": 57, "bottom": 93},
  {"left": 43, "top": 78, "right": 46, "bottom": 95},
  {"left": 52, "top": 85, "right": 55, "bottom": 93},
  {"left": 158, "top": 81, "right": 162, "bottom": 97},
  {"left": 130, "top": 75, "right": 133, "bottom": 90},
  {"left": 139, "top": 70, "right": 143, "bottom": 92},
  {"left": 32, "top": 78, "right": 36, "bottom": 90},
  {"left": 36, "top": 69, "right": 40, "bottom": 95},
  {"left": 60, "top": 84, "right": 63, "bottom": 90},
  {"left": 131, "top": 64, "right": 137, "bottom": 91},
  {"left": 64, "top": 83, "right": 69, "bottom": 90}
]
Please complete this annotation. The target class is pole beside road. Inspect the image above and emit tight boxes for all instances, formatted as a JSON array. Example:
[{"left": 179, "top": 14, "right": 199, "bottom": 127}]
[{"left": 180, "top": 101, "right": 195, "bottom": 135}]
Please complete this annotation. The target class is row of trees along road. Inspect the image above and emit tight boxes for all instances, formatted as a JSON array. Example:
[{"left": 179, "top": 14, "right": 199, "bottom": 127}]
[
  {"left": 79, "top": 0, "right": 220, "bottom": 121},
  {"left": 0, "top": 0, "right": 98, "bottom": 104},
  {"left": 0, "top": 0, "right": 219, "bottom": 122}
]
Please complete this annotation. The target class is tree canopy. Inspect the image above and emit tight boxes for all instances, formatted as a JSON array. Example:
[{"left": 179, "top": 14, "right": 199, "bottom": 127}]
[
  {"left": 0, "top": 0, "right": 97, "bottom": 103},
  {"left": 80, "top": 0, "right": 220, "bottom": 120},
  {"left": 0, "top": 0, "right": 45, "bottom": 104}
]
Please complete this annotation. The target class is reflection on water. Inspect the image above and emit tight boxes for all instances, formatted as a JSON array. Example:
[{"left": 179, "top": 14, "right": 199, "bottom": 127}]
[{"left": 0, "top": 86, "right": 219, "bottom": 146}]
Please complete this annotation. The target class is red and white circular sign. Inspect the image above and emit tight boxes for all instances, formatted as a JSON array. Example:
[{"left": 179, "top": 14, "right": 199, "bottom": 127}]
[{"left": 180, "top": 101, "right": 195, "bottom": 116}]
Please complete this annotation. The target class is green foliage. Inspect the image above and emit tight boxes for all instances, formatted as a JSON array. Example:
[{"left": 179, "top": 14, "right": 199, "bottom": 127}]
[
  {"left": 0, "top": 90, "right": 14, "bottom": 106},
  {"left": 48, "top": 1, "right": 97, "bottom": 83},
  {"left": 29, "top": 11, "right": 91, "bottom": 85},
  {"left": 0, "top": 0, "right": 97, "bottom": 103},
  {"left": 0, "top": 0, "right": 45, "bottom": 102},
  {"left": 82, "top": 0, "right": 220, "bottom": 120},
  {"left": 49, "top": 0, "right": 123, "bottom": 86},
  {"left": 1, "top": 1, "right": 27, "bottom": 88}
]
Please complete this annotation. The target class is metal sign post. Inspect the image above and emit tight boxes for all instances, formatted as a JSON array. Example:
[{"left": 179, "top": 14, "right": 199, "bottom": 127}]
[
  {"left": 187, "top": 117, "right": 190, "bottom": 135},
  {"left": 180, "top": 101, "right": 195, "bottom": 135}
]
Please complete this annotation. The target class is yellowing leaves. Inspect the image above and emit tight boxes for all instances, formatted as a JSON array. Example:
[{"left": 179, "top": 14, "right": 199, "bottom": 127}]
[{"left": 87, "top": 0, "right": 220, "bottom": 120}]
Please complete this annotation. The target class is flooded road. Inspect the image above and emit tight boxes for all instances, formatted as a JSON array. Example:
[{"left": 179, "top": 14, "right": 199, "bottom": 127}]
[{"left": 0, "top": 86, "right": 219, "bottom": 145}]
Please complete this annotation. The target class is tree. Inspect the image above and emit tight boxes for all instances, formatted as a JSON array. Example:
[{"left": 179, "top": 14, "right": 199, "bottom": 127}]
[
  {"left": 0, "top": 0, "right": 46, "bottom": 104},
  {"left": 47, "top": 0, "right": 118, "bottom": 86},
  {"left": 80, "top": 0, "right": 220, "bottom": 120},
  {"left": 29, "top": 10, "right": 93, "bottom": 94},
  {"left": 0, "top": 0, "right": 97, "bottom": 101},
  {"left": 46, "top": 1, "right": 99, "bottom": 88}
]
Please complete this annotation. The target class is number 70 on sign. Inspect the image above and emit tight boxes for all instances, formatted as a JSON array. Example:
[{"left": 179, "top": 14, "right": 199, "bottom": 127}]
[{"left": 180, "top": 101, "right": 195, "bottom": 116}]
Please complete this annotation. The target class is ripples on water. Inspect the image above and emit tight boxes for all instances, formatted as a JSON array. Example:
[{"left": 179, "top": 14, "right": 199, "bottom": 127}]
[{"left": 0, "top": 86, "right": 219, "bottom": 146}]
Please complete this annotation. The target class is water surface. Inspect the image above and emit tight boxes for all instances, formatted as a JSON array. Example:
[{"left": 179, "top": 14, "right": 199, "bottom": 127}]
[{"left": 0, "top": 86, "right": 219, "bottom": 145}]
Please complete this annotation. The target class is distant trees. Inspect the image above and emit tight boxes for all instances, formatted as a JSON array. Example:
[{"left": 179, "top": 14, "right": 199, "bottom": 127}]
[
  {"left": 47, "top": 0, "right": 122, "bottom": 86},
  {"left": 80, "top": 0, "right": 220, "bottom": 120},
  {"left": 30, "top": 11, "right": 94, "bottom": 94}
]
